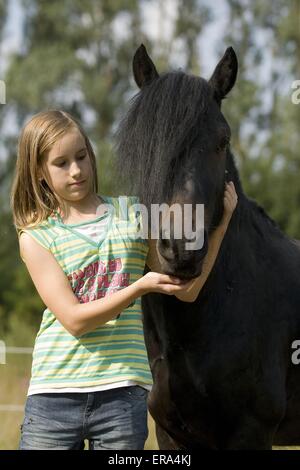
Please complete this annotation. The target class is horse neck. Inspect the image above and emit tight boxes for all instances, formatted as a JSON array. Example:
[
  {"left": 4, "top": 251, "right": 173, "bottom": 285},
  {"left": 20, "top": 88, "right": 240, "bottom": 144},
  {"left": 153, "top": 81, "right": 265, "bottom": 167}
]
[
  {"left": 214, "top": 151, "right": 286, "bottom": 264},
  {"left": 217, "top": 194, "right": 285, "bottom": 273},
  {"left": 223, "top": 150, "right": 279, "bottom": 239}
]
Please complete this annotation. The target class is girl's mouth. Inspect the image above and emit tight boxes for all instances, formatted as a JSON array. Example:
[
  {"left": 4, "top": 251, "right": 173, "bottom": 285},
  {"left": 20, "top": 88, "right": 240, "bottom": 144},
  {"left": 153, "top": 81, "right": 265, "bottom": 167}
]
[{"left": 69, "top": 180, "right": 86, "bottom": 186}]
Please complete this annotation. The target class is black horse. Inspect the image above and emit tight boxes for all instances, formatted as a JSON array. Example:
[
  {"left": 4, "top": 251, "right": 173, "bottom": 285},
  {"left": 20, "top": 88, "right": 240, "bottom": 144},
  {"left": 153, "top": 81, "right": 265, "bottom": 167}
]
[{"left": 116, "top": 44, "right": 300, "bottom": 449}]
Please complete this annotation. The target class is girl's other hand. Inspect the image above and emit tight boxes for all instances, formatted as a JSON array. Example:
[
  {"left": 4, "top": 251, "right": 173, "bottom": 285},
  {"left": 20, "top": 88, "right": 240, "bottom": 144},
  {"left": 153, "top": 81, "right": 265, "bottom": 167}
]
[{"left": 222, "top": 181, "right": 238, "bottom": 226}]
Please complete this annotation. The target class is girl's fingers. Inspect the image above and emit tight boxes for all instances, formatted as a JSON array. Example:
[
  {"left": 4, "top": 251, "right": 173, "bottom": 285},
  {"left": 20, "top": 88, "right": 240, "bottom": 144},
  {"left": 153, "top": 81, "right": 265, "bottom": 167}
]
[
  {"left": 161, "top": 275, "right": 188, "bottom": 285},
  {"left": 224, "top": 194, "right": 238, "bottom": 213},
  {"left": 224, "top": 194, "right": 236, "bottom": 204},
  {"left": 225, "top": 184, "right": 236, "bottom": 198},
  {"left": 226, "top": 181, "right": 235, "bottom": 190},
  {"left": 224, "top": 195, "right": 234, "bottom": 205},
  {"left": 165, "top": 275, "right": 192, "bottom": 287},
  {"left": 225, "top": 183, "right": 238, "bottom": 204},
  {"left": 166, "top": 275, "right": 181, "bottom": 284}
]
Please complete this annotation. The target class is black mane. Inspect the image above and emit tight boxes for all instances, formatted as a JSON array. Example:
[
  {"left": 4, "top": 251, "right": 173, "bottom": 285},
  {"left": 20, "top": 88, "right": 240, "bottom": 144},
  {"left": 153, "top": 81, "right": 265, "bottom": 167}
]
[
  {"left": 115, "top": 69, "right": 284, "bottom": 241},
  {"left": 115, "top": 71, "right": 216, "bottom": 207}
]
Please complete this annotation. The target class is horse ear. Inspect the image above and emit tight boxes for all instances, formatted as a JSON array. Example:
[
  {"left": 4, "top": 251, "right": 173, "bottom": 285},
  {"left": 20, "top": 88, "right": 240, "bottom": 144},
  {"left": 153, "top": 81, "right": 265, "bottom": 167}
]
[
  {"left": 208, "top": 47, "right": 238, "bottom": 102},
  {"left": 133, "top": 44, "right": 159, "bottom": 89}
]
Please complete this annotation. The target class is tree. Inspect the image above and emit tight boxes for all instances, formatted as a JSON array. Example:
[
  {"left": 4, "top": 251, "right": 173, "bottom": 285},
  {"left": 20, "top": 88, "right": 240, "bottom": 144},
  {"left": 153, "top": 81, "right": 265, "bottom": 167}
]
[
  {"left": 222, "top": 0, "right": 300, "bottom": 238},
  {"left": 0, "top": 0, "right": 7, "bottom": 32}
]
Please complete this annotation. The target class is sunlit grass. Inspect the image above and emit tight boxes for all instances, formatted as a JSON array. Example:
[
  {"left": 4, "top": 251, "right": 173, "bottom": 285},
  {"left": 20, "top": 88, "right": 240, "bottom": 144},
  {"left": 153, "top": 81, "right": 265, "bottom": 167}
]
[
  {"left": 0, "top": 353, "right": 31, "bottom": 450},
  {"left": 145, "top": 414, "right": 158, "bottom": 450}
]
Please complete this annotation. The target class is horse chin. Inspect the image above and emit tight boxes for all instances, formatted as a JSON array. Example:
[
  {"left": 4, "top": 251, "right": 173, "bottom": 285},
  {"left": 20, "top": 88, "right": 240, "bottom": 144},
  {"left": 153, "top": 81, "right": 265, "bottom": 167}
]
[{"left": 160, "top": 261, "right": 204, "bottom": 281}]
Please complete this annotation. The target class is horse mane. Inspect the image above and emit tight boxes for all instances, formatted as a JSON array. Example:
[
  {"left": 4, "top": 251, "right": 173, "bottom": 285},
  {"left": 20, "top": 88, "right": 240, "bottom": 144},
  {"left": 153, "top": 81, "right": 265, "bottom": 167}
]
[
  {"left": 115, "top": 71, "right": 214, "bottom": 207},
  {"left": 114, "top": 69, "right": 287, "bottom": 245}
]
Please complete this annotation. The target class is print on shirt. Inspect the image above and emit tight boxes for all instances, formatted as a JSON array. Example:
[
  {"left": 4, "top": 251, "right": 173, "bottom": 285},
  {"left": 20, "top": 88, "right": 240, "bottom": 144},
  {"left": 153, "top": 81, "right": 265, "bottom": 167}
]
[{"left": 67, "top": 257, "right": 130, "bottom": 303}]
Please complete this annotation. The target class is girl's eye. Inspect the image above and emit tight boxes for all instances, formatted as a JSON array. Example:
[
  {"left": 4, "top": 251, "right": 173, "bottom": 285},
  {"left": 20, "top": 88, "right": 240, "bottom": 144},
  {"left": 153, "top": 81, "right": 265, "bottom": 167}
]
[{"left": 55, "top": 154, "right": 86, "bottom": 167}]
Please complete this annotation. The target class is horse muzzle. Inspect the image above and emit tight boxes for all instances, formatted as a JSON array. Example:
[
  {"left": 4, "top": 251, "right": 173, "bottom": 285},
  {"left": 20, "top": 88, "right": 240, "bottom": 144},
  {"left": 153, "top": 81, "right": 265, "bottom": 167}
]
[{"left": 157, "top": 231, "right": 208, "bottom": 280}]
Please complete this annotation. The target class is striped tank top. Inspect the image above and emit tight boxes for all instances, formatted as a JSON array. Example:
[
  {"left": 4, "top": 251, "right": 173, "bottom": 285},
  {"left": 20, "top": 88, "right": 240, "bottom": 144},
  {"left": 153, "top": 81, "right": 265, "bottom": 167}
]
[{"left": 19, "top": 195, "right": 153, "bottom": 395}]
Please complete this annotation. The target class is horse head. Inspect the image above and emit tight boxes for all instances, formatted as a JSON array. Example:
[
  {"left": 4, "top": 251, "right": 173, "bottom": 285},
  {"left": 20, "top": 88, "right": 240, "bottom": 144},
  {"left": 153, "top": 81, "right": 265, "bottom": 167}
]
[{"left": 116, "top": 44, "right": 239, "bottom": 279}]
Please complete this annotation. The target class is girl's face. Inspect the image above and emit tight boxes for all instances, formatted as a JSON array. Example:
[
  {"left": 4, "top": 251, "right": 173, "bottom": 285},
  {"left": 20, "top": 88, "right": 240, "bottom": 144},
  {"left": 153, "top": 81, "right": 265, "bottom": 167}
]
[{"left": 41, "top": 129, "right": 94, "bottom": 203}]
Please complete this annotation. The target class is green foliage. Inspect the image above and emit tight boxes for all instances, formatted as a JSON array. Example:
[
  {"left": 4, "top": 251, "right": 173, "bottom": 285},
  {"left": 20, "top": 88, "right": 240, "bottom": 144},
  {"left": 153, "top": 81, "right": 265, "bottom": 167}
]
[
  {"left": 0, "top": 211, "right": 20, "bottom": 324},
  {"left": 0, "top": 0, "right": 7, "bottom": 34},
  {"left": 222, "top": 0, "right": 300, "bottom": 238},
  {"left": 0, "top": 208, "right": 43, "bottom": 339}
]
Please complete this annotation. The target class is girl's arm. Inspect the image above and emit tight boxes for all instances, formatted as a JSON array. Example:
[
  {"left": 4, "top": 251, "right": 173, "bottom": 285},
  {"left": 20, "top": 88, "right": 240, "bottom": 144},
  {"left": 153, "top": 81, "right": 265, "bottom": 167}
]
[
  {"left": 19, "top": 234, "right": 190, "bottom": 337},
  {"left": 146, "top": 182, "right": 238, "bottom": 302}
]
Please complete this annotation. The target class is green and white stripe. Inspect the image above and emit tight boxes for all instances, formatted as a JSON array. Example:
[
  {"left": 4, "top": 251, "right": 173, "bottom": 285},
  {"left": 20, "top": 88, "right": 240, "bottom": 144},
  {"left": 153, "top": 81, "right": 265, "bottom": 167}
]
[{"left": 20, "top": 196, "right": 153, "bottom": 394}]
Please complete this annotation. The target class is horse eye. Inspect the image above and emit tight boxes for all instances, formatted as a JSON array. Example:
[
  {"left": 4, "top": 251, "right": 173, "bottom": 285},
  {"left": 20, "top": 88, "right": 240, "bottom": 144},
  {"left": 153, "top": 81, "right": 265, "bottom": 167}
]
[{"left": 216, "top": 137, "right": 230, "bottom": 153}]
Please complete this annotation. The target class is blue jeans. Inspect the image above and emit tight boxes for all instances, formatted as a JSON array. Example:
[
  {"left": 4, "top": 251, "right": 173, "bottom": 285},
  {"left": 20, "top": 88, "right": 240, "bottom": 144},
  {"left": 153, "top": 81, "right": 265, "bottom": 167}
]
[{"left": 19, "top": 386, "right": 149, "bottom": 450}]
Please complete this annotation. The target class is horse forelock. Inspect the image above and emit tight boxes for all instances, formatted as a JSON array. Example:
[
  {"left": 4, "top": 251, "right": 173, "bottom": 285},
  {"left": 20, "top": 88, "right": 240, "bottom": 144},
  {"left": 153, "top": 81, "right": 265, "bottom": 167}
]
[{"left": 115, "top": 71, "right": 215, "bottom": 206}]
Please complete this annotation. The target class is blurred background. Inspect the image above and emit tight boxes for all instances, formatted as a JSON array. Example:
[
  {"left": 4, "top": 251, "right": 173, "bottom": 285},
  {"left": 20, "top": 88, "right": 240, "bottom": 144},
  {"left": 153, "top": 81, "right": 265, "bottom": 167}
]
[{"left": 0, "top": 0, "right": 299, "bottom": 450}]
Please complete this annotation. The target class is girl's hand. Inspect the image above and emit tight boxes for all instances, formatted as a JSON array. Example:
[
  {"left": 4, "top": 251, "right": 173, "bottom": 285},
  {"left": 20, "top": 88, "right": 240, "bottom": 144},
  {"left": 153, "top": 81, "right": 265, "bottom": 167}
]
[
  {"left": 221, "top": 181, "right": 238, "bottom": 226},
  {"left": 136, "top": 271, "right": 192, "bottom": 296}
]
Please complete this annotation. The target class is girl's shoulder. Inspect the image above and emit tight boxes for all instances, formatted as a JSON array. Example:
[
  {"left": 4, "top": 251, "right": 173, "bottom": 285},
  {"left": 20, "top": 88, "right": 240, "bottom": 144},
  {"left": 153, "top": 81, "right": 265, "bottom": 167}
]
[{"left": 18, "top": 218, "right": 60, "bottom": 251}]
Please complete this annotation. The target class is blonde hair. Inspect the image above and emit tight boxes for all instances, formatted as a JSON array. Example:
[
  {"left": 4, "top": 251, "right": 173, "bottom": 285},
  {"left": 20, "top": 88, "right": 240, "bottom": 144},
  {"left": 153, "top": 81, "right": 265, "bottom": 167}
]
[{"left": 10, "top": 110, "right": 98, "bottom": 231}]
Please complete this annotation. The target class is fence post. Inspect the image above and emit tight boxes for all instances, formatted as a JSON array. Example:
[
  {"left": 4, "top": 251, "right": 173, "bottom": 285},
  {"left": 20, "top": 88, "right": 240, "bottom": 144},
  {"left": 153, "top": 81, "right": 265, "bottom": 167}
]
[
  {"left": 0, "top": 80, "right": 6, "bottom": 104},
  {"left": 0, "top": 340, "right": 6, "bottom": 364}
]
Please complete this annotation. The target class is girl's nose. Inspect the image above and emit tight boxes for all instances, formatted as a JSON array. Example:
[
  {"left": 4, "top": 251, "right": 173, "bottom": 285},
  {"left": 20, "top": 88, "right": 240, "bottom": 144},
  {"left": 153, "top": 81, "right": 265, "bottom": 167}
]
[{"left": 69, "top": 161, "right": 81, "bottom": 177}]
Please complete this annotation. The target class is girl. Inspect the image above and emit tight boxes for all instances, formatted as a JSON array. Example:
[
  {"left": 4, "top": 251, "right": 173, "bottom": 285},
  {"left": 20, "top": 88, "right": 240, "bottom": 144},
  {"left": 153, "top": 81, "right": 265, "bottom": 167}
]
[{"left": 11, "top": 110, "right": 237, "bottom": 450}]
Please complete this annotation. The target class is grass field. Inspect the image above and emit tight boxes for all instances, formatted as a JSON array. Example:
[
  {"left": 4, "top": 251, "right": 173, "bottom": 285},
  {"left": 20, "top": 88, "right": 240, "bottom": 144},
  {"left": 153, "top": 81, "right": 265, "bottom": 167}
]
[
  {"left": 1, "top": 352, "right": 298, "bottom": 451},
  {"left": 0, "top": 353, "right": 32, "bottom": 450}
]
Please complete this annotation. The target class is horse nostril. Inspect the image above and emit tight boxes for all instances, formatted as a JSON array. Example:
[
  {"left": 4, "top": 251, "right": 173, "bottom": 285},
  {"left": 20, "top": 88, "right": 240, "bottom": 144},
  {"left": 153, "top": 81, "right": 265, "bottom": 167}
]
[
  {"left": 160, "top": 228, "right": 172, "bottom": 248},
  {"left": 158, "top": 237, "right": 174, "bottom": 262},
  {"left": 161, "top": 238, "right": 170, "bottom": 248}
]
